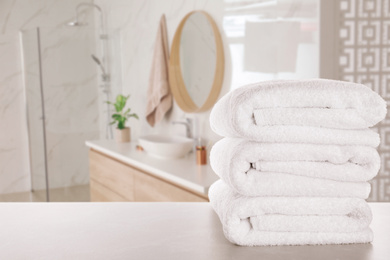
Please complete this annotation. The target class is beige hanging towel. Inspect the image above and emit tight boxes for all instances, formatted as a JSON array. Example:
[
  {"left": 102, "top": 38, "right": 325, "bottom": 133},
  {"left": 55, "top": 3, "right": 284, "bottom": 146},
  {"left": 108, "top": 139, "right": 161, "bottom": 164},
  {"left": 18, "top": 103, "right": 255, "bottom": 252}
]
[{"left": 146, "top": 14, "right": 173, "bottom": 127}]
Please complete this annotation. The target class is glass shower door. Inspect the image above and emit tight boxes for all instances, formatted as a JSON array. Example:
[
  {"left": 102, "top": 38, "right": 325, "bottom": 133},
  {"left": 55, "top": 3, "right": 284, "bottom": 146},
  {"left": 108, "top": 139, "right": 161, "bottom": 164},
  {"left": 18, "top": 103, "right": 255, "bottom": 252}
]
[
  {"left": 21, "top": 28, "right": 49, "bottom": 201},
  {"left": 20, "top": 26, "right": 104, "bottom": 202}
]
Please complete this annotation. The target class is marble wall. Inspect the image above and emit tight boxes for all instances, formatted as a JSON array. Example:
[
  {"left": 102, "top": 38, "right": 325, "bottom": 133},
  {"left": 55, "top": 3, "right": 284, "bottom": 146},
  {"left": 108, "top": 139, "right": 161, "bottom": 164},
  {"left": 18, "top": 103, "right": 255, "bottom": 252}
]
[
  {"left": 0, "top": 0, "right": 97, "bottom": 194},
  {"left": 95, "top": 0, "right": 320, "bottom": 147},
  {"left": 0, "top": 0, "right": 320, "bottom": 195}
]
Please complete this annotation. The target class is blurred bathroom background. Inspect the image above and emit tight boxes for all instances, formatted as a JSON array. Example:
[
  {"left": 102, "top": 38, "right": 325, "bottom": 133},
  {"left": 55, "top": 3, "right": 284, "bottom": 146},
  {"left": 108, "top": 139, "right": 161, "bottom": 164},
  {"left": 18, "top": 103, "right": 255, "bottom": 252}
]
[{"left": 0, "top": 0, "right": 389, "bottom": 202}]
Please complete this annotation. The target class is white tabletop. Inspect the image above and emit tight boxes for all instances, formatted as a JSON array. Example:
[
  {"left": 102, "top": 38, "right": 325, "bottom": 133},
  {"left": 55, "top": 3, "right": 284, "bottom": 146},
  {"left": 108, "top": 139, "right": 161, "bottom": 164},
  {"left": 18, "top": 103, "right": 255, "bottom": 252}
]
[
  {"left": 86, "top": 140, "right": 219, "bottom": 195},
  {"left": 0, "top": 202, "right": 389, "bottom": 259}
]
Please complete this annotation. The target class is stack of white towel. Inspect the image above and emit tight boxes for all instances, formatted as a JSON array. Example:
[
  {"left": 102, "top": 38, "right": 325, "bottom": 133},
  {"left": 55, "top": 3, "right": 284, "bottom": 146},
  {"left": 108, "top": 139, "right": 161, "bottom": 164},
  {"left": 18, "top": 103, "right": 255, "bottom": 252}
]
[{"left": 208, "top": 79, "right": 387, "bottom": 246}]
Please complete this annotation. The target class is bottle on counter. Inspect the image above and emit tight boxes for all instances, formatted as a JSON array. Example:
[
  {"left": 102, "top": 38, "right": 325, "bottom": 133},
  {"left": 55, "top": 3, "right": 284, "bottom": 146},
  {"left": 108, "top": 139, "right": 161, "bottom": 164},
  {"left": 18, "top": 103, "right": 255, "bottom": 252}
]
[{"left": 196, "top": 138, "right": 207, "bottom": 165}]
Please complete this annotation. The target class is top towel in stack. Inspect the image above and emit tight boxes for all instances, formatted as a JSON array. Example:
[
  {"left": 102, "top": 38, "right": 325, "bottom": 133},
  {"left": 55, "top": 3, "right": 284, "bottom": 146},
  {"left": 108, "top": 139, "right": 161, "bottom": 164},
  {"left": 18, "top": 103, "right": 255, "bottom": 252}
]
[{"left": 210, "top": 79, "right": 387, "bottom": 147}]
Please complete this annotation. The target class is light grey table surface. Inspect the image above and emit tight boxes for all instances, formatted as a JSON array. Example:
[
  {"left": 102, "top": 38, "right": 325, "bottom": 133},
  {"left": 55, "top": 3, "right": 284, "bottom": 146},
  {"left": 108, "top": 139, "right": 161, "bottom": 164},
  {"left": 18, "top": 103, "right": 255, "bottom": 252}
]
[{"left": 0, "top": 202, "right": 389, "bottom": 260}]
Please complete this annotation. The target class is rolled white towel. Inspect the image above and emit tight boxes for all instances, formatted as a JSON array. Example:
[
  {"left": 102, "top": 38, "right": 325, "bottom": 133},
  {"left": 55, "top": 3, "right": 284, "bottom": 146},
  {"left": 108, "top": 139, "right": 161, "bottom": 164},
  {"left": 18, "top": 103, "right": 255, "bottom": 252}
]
[
  {"left": 209, "top": 180, "right": 373, "bottom": 246},
  {"left": 210, "top": 138, "right": 377, "bottom": 198},
  {"left": 210, "top": 79, "right": 386, "bottom": 147}
]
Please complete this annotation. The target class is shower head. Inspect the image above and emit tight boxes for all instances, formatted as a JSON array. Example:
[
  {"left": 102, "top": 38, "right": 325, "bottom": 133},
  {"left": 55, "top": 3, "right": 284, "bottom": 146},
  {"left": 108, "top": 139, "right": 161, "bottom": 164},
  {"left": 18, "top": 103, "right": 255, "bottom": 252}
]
[
  {"left": 91, "top": 54, "right": 107, "bottom": 76},
  {"left": 66, "top": 3, "right": 104, "bottom": 29},
  {"left": 67, "top": 20, "right": 87, "bottom": 26},
  {"left": 91, "top": 54, "right": 102, "bottom": 65}
]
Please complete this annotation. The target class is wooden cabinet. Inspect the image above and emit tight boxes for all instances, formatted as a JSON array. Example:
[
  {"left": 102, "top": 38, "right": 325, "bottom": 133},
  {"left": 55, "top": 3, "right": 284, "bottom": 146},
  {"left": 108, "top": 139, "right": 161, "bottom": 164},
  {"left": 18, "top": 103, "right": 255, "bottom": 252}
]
[{"left": 89, "top": 149, "right": 208, "bottom": 202}]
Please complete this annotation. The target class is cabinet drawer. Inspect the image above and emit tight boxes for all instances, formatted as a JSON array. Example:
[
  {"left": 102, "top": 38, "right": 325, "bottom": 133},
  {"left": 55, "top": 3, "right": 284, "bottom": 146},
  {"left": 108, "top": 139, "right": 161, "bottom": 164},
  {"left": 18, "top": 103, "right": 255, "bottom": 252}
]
[
  {"left": 133, "top": 170, "right": 208, "bottom": 202},
  {"left": 90, "top": 180, "right": 128, "bottom": 202},
  {"left": 89, "top": 149, "right": 208, "bottom": 202},
  {"left": 89, "top": 150, "right": 134, "bottom": 201}
]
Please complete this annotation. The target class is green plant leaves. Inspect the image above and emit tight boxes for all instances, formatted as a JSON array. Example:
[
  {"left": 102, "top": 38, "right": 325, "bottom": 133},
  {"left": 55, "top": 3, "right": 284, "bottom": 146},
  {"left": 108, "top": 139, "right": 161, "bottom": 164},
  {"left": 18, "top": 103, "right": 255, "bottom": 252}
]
[
  {"left": 117, "top": 119, "right": 126, "bottom": 129},
  {"left": 111, "top": 113, "right": 121, "bottom": 119},
  {"left": 115, "top": 94, "right": 129, "bottom": 112},
  {"left": 123, "top": 108, "right": 131, "bottom": 116},
  {"left": 106, "top": 94, "right": 139, "bottom": 129},
  {"left": 129, "top": 113, "right": 139, "bottom": 119}
]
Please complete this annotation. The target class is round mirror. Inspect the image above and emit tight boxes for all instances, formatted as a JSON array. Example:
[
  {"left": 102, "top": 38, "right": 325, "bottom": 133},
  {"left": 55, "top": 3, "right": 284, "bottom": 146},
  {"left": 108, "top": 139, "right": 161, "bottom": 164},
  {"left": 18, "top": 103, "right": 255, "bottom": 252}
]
[{"left": 169, "top": 11, "right": 224, "bottom": 113}]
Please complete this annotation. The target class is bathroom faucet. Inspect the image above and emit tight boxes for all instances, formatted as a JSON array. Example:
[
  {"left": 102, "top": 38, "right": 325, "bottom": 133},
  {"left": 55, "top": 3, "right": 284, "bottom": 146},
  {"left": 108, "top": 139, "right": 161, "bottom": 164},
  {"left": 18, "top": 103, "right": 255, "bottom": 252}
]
[{"left": 172, "top": 118, "right": 193, "bottom": 138}]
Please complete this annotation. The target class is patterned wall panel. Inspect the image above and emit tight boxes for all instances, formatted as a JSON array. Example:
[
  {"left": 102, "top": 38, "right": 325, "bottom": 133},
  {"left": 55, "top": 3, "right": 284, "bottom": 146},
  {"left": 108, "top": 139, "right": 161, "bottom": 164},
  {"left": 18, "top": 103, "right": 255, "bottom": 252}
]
[{"left": 337, "top": 0, "right": 390, "bottom": 201}]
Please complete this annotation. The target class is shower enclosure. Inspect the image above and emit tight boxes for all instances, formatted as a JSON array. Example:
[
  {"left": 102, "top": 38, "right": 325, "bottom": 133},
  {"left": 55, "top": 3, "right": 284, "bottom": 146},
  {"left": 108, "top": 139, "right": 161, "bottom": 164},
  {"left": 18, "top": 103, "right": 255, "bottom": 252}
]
[{"left": 20, "top": 12, "right": 122, "bottom": 201}]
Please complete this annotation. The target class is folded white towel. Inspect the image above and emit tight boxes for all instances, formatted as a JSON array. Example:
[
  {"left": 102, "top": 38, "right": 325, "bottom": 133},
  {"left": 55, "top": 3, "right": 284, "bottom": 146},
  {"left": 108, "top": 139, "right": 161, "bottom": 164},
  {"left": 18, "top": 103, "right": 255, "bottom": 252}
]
[
  {"left": 212, "top": 138, "right": 380, "bottom": 182},
  {"left": 209, "top": 180, "right": 373, "bottom": 246},
  {"left": 210, "top": 79, "right": 386, "bottom": 146},
  {"left": 210, "top": 138, "right": 377, "bottom": 198}
]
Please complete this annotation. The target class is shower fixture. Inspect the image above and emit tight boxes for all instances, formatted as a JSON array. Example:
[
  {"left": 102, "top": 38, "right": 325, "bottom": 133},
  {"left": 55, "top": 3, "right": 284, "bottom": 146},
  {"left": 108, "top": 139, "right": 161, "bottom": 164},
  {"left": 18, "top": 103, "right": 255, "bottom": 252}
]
[
  {"left": 67, "top": 21, "right": 87, "bottom": 27},
  {"left": 91, "top": 54, "right": 110, "bottom": 82},
  {"left": 67, "top": 3, "right": 103, "bottom": 30},
  {"left": 91, "top": 54, "right": 105, "bottom": 73},
  {"left": 67, "top": 2, "right": 113, "bottom": 140}
]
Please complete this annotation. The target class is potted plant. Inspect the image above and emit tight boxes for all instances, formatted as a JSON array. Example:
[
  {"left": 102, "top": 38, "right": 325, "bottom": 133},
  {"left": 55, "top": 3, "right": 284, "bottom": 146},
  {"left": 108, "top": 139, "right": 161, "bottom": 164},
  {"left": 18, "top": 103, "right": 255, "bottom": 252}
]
[{"left": 107, "top": 94, "right": 139, "bottom": 143}]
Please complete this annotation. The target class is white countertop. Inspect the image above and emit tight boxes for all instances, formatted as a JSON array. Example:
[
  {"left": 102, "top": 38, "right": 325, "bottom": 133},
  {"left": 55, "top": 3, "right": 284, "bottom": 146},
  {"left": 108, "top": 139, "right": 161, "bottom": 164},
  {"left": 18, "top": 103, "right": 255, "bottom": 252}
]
[
  {"left": 85, "top": 140, "right": 219, "bottom": 196},
  {"left": 0, "top": 202, "right": 389, "bottom": 259}
]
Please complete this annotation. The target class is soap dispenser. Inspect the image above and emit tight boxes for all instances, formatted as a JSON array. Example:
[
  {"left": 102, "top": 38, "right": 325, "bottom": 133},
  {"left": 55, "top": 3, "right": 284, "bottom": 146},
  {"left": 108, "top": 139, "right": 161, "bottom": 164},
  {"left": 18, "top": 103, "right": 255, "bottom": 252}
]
[{"left": 196, "top": 138, "right": 207, "bottom": 165}]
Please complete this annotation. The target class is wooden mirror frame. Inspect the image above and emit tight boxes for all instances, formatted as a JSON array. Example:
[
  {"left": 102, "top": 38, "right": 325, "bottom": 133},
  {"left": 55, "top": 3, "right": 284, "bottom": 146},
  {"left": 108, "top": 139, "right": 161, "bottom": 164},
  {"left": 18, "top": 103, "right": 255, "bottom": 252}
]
[{"left": 168, "top": 11, "right": 224, "bottom": 113}]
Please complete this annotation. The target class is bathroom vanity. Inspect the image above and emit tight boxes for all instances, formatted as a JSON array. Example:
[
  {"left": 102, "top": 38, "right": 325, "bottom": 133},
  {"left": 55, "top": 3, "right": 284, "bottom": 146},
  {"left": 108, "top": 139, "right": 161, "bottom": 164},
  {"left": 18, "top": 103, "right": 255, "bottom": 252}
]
[{"left": 85, "top": 140, "right": 218, "bottom": 202}]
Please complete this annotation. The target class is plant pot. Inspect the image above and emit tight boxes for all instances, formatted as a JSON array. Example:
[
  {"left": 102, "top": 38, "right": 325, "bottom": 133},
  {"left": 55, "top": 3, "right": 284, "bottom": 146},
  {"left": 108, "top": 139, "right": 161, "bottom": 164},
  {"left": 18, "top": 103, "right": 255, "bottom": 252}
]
[{"left": 115, "top": 127, "right": 131, "bottom": 143}]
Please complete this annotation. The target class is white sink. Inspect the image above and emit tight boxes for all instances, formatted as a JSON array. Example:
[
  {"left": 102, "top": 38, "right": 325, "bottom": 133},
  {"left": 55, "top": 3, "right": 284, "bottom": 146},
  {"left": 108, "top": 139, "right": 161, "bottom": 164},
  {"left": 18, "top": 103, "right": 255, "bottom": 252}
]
[{"left": 138, "top": 135, "right": 194, "bottom": 159}]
